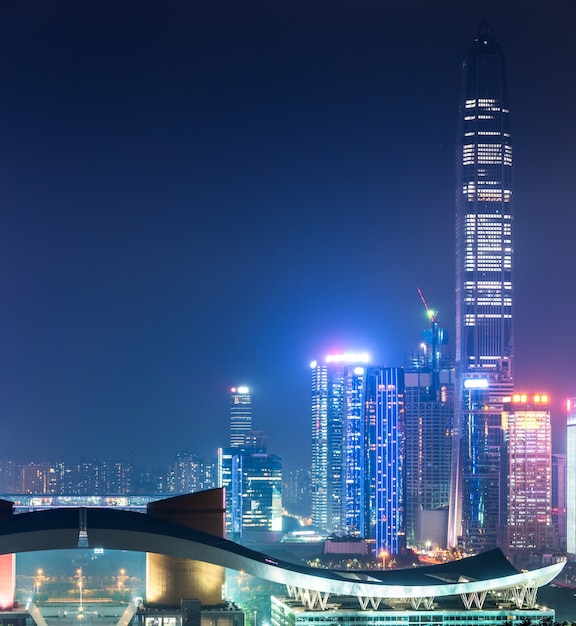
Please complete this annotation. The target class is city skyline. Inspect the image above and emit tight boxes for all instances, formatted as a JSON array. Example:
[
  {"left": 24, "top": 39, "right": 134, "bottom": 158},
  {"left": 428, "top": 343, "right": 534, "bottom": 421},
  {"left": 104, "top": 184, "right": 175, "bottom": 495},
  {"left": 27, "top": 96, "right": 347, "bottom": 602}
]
[{"left": 0, "top": 1, "right": 575, "bottom": 469}]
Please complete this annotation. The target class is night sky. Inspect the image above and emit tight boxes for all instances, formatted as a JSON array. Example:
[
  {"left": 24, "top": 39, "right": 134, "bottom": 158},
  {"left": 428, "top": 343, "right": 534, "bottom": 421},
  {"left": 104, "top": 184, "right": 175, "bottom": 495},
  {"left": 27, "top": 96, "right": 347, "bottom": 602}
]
[{"left": 0, "top": 0, "right": 575, "bottom": 469}]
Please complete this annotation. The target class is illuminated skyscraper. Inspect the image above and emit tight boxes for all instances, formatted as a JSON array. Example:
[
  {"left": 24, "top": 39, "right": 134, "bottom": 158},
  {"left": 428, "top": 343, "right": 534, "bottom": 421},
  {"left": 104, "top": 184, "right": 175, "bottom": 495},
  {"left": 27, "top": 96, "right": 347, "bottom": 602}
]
[
  {"left": 230, "top": 386, "right": 252, "bottom": 448},
  {"left": 343, "top": 364, "right": 368, "bottom": 537},
  {"left": 363, "top": 367, "right": 405, "bottom": 555},
  {"left": 501, "top": 393, "right": 553, "bottom": 553},
  {"left": 404, "top": 318, "right": 455, "bottom": 548},
  {"left": 452, "top": 23, "right": 514, "bottom": 551},
  {"left": 311, "top": 355, "right": 406, "bottom": 553},
  {"left": 218, "top": 440, "right": 282, "bottom": 542},
  {"left": 567, "top": 398, "right": 576, "bottom": 553},
  {"left": 310, "top": 353, "right": 369, "bottom": 534},
  {"left": 455, "top": 22, "right": 513, "bottom": 372}
]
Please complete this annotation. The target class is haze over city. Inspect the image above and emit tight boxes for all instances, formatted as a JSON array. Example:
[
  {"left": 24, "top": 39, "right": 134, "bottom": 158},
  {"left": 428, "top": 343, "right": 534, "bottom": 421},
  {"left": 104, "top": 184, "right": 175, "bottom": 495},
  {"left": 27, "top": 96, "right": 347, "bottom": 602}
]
[{"left": 0, "top": 0, "right": 575, "bottom": 468}]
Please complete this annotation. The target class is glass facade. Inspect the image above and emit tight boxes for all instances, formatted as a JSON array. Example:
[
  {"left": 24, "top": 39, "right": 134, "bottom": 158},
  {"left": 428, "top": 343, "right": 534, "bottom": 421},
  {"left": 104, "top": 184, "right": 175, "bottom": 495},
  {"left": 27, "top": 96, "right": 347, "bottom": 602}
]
[
  {"left": 240, "top": 452, "right": 282, "bottom": 532},
  {"left": 501, "top": 395, "right": 553, "bottom": 552},
  {"left": 218, "top": 446, "right": 282, "bottom": 540},
  {"left": 455, "top": 24, "right": 513, "bottom": 373},
  {"left": 344, "top": 366, "right": 367, "bottom": 536},
  {"left": 363, "top": 367, "right": 405, "bottom": 555},
  {"left": 218, "top": 447, "right": 243, "bottom": 540},
  {"left": 454, "top": 23, "right": 514, "bottom": 552},
  {"left": 404, "top": 323, "right": 454, "bottom": 548},
  {"left": 310, "top": 354, "right": 369, "bottom": 535},
  {"left": 311, "top": 357, "right": 406, "bottom": 554},
  {"left": 230, "top": 386, "right": 252, "bottom": 448},
  {"left": 310, "top": 360, "right": 329, "bottom": 532}
]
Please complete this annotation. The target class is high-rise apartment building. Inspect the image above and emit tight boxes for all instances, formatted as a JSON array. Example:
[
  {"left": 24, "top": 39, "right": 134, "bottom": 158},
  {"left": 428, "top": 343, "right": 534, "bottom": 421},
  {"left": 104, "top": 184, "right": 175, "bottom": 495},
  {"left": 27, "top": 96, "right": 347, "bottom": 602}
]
[
  {"left": 566, "top": 398, "right": 576, "bottom": 554},
  {"left": 20, "top": 462, "right": 50, "bottom": 494},
  {"left": 168, "top": 451, "right": 217, "bottom": 495},
  {"left": 310, "top": 353, "right": 369, "bottom": 534},
  {"left": 501, "top": 394, "right": 553, "bottom": 553},
  {"left": 311, "top": 355, "right": 405, "bottom": 554},
  {"left": 230, "top": 386, "right": 252, "bottom": 448},
  {"left": 343, "top": 364, "right": 368, "bottom": 537},
  {"left": 452, "top": 23, "right": 514, "bottom": 551},
  {"left": 363, "top": 367, "right": 405, "bottom": 556}
]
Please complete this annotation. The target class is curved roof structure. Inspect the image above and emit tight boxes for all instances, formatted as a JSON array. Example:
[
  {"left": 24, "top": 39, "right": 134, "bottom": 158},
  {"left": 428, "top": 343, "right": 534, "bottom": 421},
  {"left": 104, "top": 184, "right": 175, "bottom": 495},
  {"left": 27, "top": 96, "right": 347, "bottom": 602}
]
[{"left": 0, "top": 506, "right": 564, "bottom": 603}]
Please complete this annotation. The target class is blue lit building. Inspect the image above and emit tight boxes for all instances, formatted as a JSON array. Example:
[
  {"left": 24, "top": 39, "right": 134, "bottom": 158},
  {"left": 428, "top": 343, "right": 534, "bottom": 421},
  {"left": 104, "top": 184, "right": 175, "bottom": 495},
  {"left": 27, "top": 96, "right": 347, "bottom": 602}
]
[
  {"left": 310, "top": 353, "right": 369, "bottom": 535},
  {"left": 218, "top": 441, "right": 282, "bottom": 542},
  {"left": 363, "top": 367, "right": 405, "bottom": 556},
  {"left": 343, "top": 365, "right": 367, "bottom": 536},
  {"left": 311, "top": 356, "right": 406, "bottom": 554},
  {"left": 218, "top": 447, "right": 243, "bottom": 540}
]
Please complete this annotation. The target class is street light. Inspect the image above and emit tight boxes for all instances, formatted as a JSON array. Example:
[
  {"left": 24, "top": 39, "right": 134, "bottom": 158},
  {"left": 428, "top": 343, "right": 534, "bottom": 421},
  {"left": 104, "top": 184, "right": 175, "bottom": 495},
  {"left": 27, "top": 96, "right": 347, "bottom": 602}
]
[
  {"left": 35, "top": 569, "right": 44, "bottom": 597},
  {"left": 76, "top": 568, "right": 84, "bottom": 613},
  {"left": 379, "top": 550, "right": 387, "bottom": 571},
  {"left": 118, "top": 569, "right": 127, "bottom": 592}
]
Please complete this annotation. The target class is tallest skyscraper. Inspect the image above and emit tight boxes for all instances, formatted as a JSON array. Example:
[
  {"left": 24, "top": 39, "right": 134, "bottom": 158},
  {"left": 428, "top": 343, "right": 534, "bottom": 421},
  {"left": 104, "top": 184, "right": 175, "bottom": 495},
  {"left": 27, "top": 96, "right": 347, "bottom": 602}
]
[
  {"left": 452, "top": 23, "right": 514, "bottom": 551},
  {"left": 455, "top": 21, "right": 513, "bottom": 371}
]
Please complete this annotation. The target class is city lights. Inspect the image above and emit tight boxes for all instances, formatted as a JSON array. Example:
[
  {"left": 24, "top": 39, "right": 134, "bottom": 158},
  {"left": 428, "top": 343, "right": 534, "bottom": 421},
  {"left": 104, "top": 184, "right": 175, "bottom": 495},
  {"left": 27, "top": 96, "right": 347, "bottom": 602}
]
[{"left": 324, "top": 352, "right": 370, "bottom": 364}]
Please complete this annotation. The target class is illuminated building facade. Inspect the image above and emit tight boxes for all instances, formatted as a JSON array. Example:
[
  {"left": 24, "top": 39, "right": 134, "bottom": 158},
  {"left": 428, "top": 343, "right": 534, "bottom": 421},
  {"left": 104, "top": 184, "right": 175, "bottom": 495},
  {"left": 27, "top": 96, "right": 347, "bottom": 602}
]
[
  {"left": 218, "top": 442, "right": 282, "bottom": 541},
  {"left": 567, "top": 398, "right": 576, "bottom": 553},
  {"left": 343, "top": 364, "right": 368, "bottom": 536},
  {"left": 455, "top": 22, "right": 513, "bottom": 374},
  {"left": 551, "top": 453, "right": 566, "bottom": 551},
  {"left": 404, "top": 320, "right": 455, "bottom": 548},
  {"left": 458, "top": 376, "right": 509, "bottom": 552},
  {"left": 453, "top": 22, "right": 514, "bottom": 551},
  {"left": 218, "top": 447, "right": 243, "bottom": 540},
  {"left": 20, "top": 463, "right": 50, "bottom": 494},
  {"left": 311, "top": 356, "right": 405, "bottom": 553},
  {"left": 364, "top": 367, "right": 405, "bottom": 555},
  {"left": 240, "top": 451, "right": 282, "bottom": 533},
  {"left": 230, "top": 386, "right": 252, "bottom": 448},
  {"left": 310, "top": 353, "right": 369, "bottom": 534},
  {"left": 501, "top": 394, "right": 553, "bottom": 553},
  {"left": 168, "top": 451, "right": 217, "bottom": 495}
]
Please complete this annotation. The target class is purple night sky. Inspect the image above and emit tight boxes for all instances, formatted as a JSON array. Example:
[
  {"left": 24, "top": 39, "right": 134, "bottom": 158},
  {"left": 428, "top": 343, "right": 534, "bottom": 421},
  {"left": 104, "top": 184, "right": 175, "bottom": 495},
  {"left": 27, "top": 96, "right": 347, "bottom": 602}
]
[{"left": 0, "top": 0, "right": 575, "bottom": 469}]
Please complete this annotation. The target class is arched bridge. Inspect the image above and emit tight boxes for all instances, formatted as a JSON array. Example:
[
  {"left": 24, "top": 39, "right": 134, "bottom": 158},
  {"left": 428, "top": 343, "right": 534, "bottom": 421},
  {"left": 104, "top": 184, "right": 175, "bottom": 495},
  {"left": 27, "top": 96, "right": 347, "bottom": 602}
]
[{"left": 0, "top": 507, "right": 564, "bottom": 610}]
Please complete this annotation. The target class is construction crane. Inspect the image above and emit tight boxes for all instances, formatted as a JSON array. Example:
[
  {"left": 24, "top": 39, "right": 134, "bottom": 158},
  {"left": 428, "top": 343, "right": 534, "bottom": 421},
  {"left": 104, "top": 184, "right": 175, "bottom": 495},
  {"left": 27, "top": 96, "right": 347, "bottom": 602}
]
[
  {"left": 416, "top": 286, "right": 439, "bottom": 324},
  {"left": 416, "top": 287, "right": 446, "bottom": 395}
]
